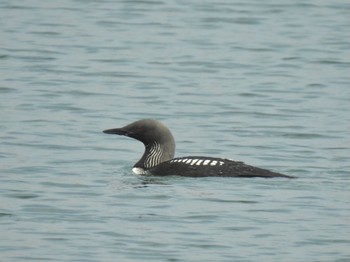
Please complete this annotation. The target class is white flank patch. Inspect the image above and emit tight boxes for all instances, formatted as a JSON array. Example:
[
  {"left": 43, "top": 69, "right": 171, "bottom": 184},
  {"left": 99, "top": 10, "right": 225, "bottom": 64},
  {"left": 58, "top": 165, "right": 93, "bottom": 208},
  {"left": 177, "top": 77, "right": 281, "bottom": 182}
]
[
  {"left": 196, "top": 160, "right": 203, "bottom": 165},
  {"left": 132, "top": 167, "right": 147, "bottom": 175},
  {"left": 186, "top": 159, "right": 192, "bottom": 164},
  {"left": 219, "top": 161, "right": 224, "bottom": 165},
  {"left": 181, "top": 158, "right": 188, "bottom": 162}
]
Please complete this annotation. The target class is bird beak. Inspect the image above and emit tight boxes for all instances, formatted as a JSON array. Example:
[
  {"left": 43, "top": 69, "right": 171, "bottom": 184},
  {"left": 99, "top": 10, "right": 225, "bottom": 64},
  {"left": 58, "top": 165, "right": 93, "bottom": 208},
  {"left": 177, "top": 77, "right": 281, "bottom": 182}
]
[{"left": 103, "top": 128, "right": 129, "bottom": 136}]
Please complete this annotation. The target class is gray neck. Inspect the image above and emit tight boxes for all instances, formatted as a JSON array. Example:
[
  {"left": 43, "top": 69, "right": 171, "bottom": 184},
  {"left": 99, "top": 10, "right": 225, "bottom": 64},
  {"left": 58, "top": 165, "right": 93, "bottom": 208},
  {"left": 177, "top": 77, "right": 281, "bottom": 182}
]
[{"left": 134, "top": 141, "right": 175, "bottom": 169}]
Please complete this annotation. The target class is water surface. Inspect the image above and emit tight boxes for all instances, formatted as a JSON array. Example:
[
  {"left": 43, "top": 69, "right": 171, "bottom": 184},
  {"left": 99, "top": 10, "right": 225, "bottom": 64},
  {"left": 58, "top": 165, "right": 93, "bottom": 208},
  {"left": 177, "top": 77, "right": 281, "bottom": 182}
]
[{"left": 1, "top": 0, "right": 350, "bottom": 261}]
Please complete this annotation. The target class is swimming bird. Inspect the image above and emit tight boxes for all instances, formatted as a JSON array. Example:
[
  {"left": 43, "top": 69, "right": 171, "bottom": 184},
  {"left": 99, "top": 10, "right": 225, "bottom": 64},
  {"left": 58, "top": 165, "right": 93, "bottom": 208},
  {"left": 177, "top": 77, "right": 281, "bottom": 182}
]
[{"left": 103, "top": 119, "right": 293, "bottom": 178}]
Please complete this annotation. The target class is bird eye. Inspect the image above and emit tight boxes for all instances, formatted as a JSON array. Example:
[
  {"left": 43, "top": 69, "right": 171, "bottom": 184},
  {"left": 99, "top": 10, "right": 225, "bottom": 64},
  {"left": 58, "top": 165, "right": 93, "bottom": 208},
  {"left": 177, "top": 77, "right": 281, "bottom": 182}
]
[{"left": 134, "top": 128, "right": 144, "bottom": 134}]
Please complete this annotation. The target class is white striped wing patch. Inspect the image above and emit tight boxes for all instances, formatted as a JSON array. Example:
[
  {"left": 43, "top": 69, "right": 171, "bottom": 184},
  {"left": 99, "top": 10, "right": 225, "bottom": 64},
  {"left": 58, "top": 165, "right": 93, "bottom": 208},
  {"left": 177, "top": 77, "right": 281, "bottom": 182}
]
[{"left": 170, "top": 158, "right": 225, "bottom": 166}]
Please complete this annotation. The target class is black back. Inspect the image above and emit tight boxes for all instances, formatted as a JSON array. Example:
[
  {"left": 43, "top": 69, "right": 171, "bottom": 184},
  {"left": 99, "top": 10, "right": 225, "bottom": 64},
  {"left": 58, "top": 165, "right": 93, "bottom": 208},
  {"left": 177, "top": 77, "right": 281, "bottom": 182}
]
[{"left": 148, "top": 156, "right": 293, "bottom": 178}]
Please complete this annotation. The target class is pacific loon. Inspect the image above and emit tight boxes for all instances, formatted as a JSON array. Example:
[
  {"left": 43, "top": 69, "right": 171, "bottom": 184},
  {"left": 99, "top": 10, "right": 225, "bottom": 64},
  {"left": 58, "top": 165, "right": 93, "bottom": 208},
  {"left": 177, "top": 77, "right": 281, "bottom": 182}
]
[{"left": 103, "top": 119, "right": 293, "bottom": 178}]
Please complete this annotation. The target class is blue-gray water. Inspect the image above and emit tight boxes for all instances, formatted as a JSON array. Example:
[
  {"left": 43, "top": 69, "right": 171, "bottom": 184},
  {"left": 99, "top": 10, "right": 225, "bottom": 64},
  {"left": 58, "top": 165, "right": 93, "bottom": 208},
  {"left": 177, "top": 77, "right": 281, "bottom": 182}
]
[{"left": 1, "top": 0, "right": 350, "bottom": 261}]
